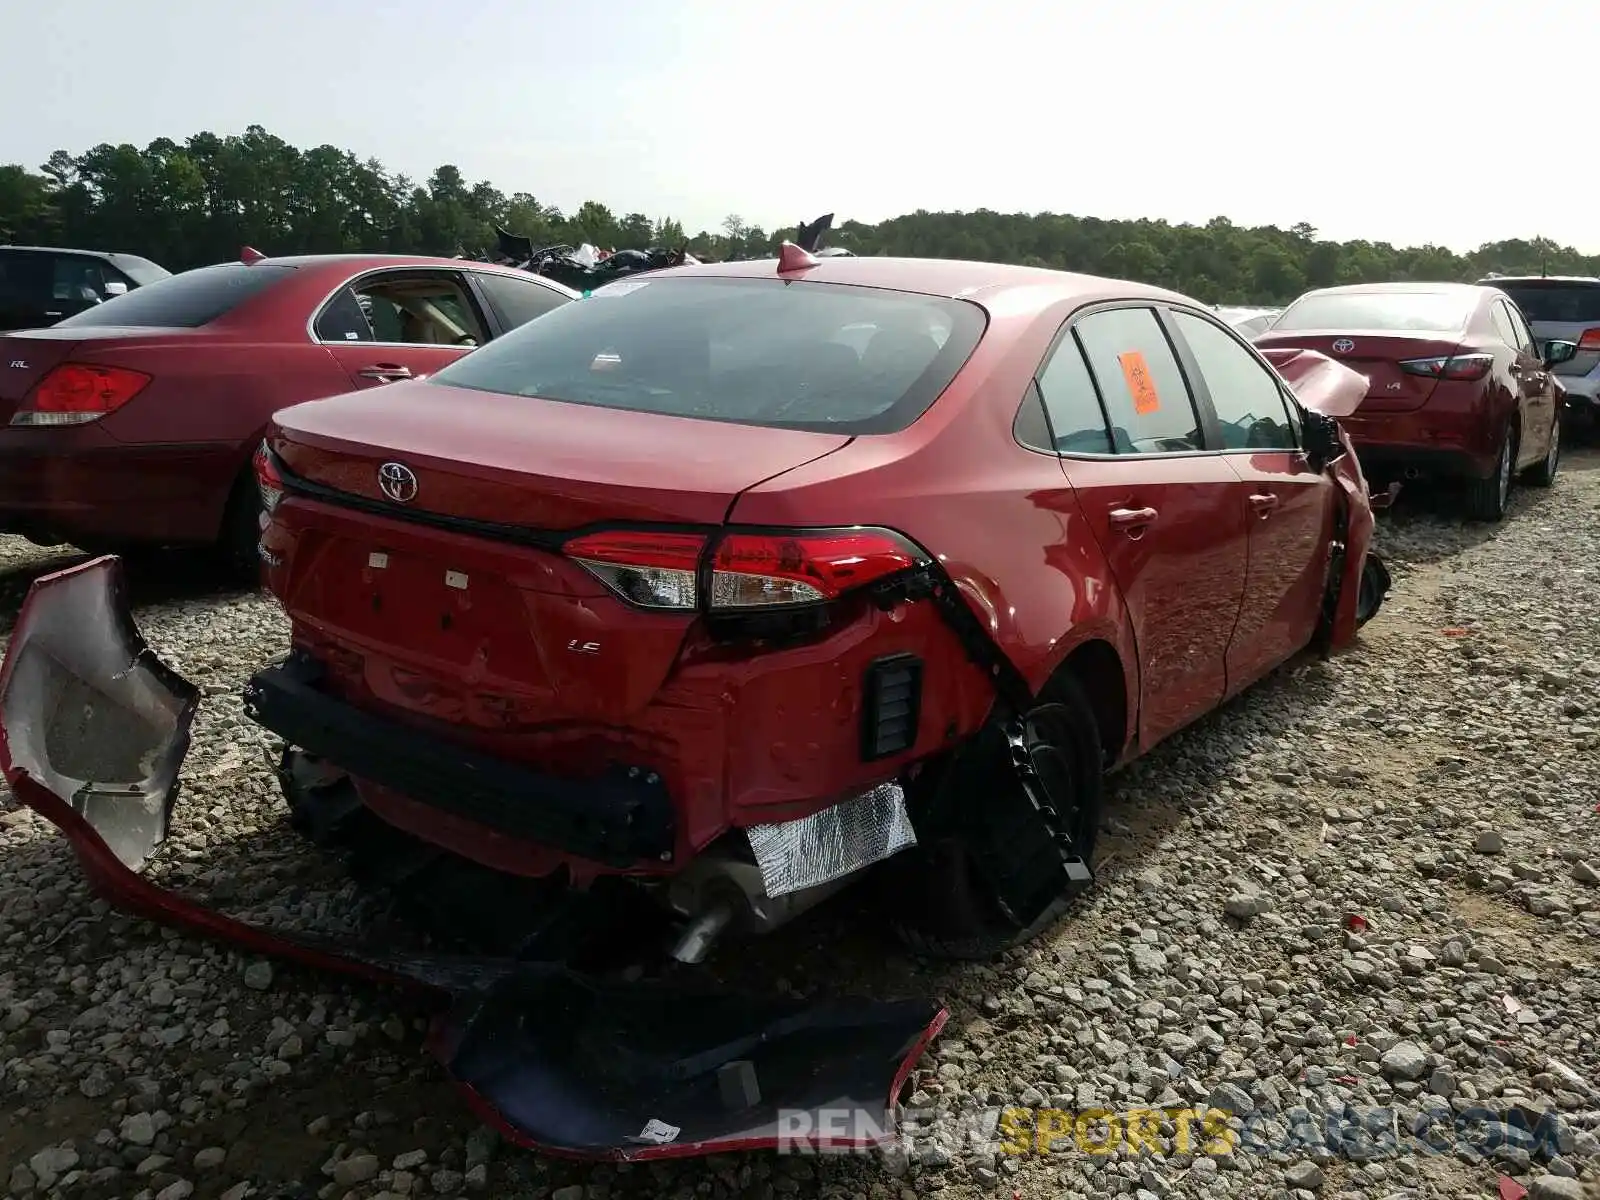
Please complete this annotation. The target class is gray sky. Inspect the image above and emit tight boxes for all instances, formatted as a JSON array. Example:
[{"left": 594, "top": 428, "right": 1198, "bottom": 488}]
[{"left": 4, "top": 0, "right": 1593, "bottom": 252}]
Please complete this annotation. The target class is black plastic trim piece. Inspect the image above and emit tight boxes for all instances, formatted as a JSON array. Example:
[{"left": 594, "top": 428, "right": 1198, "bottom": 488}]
[
  {"left": 242, "top": 652, "right": 676, "bottom": 867},
  {"left": 860, "top": 653, "right": 923, "bottom": 762}
]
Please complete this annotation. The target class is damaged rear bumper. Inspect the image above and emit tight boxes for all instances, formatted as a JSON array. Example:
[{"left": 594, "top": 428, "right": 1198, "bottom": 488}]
[{"left": 0, "top": 555, "right": 945, "bottom": 1161}]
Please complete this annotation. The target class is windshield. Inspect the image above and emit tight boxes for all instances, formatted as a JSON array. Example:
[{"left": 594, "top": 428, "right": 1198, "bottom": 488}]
[
  {"left": 1494, "top": 281, "right": 1600, "bottom": 325},
  {"left": 427, "top": 275, "right": 987, "bottom": 434},
  {"left": 55, "top": 262, "right": 295, "bottom": 328},
  {"left": 1274, "top": 291, "right": 1473, "bottom": 333}
]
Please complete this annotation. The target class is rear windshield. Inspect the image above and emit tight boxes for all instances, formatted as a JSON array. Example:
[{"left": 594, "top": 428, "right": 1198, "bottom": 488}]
[
  {"left": 426, "top": 275, "right": 987, "bottom": 434},
  {"left": 1273, "top": 291, "right": 1473, "bottom": 333},
  {"left": 1494, "top": 281, "right": 1600, "bottom": 324},
  {"left": 54, "top": 262, "right": 295, "bottom": 328}
]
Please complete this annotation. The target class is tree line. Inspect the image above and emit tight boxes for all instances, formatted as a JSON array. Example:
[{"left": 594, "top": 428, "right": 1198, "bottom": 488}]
[{"left": 2, "top": 125, "right": 1596, "bottom": 305}]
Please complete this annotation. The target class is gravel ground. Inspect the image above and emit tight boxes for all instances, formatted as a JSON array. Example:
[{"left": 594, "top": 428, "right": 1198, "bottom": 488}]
[{"left": 3, "top": 449, "right": 1599, "bottom": 1200}]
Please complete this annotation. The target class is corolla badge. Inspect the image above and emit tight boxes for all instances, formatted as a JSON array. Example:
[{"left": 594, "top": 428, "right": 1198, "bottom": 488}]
[
  {"left": 377, "top": 461, "right": 418, "bottom": 504},
  {"left": 1331, "top": 338, "right": 1355, "bottom": 353}
]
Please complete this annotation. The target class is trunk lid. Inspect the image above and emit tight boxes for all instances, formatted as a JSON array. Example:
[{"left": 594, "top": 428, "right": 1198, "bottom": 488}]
[
  {"left": 265, "top": 380, "right": 855, "bottom": 725},
  {"left": 0, "top": 327, "right": 192, "bottom": 422},
  {"left": 271, "top": 378, "right": 854, "bottom": 528},
  {"left": 1254, "top": 331, "right": 1462, "bottom": 413}
]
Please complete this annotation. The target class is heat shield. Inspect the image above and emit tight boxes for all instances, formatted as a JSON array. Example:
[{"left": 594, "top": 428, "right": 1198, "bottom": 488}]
[{"left": 745, "top": 782, "right": 918, "bottom": 898}]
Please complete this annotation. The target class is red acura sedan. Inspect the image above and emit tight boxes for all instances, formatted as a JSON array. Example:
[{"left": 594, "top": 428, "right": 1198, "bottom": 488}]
[
  {"left": 0, "top": 252, "right": 577, "bottom": 570},
  {"left": 1257, "top": 282, "right": 1575, "bottom": 521}
]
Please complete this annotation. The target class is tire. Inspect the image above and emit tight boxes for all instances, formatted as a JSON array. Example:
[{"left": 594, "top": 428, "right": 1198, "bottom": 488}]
[
  {"left": 1524, "top": 415, "right": 1560, "bottom": 487},
  {"left": 216, "top": 473, "right": 264, "bottom": 584},
  {"left": 1463, "top": 430, "right": 1514, "bottom": 522},
  {"left": 884, "top": 675, "right": 1104, "bottom": 961}
]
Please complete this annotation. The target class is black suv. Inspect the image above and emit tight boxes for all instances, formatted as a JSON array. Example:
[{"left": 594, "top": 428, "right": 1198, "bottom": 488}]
[{"left": 0, "top": 246, "right": 171, "bottom": 332}]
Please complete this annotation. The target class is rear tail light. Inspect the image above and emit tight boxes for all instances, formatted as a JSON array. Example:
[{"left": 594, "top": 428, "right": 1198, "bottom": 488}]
[
  {"left": 253, "top": 441, "right": 284, "bottom": 515},
  {"left": 565, "top": 530, "right": 704, "bottom": 610},
  {"left": 11, "top": 363, "right": 151, "bottom": 426},
  {"left": 563, "top": 527, "right": 929, "bottom": 612},
  {"left": 1398, "top": 353, "right": 1492, "bottom": 382},
  {"left": 1577, "top": 328, "right": 1600, "bottom": 352}
]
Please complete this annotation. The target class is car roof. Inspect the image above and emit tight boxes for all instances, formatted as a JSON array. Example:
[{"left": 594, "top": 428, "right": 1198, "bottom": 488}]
[
  {"left": 221, "top": 253, "right": 490, "bottom": 272},
  {"left": 1479, "top": 274, "right": 1600, "bottom": 286},
  {"left": 1297, "top": 281, "right": 1486, "bottom": 297},
  {"left": 0, "top": 245, "right": 165, "bottom": 271},
  {"left": 640, "top": 255, "right": 1197, "bottom": 311}
]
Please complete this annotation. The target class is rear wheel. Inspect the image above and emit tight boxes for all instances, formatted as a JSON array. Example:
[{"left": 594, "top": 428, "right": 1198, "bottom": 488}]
[
  {"left": 1524, "top": 415, "right": 1560, "bottom": 487},
  {"left": 884, "top": 675, "right": 1103, "bottom": 961},
  {"left": 217, "top": 473, "right": 264, "bottom": 584},
  {"left": 1463, "top": 429, "right": 1514, "bottom": 522}
]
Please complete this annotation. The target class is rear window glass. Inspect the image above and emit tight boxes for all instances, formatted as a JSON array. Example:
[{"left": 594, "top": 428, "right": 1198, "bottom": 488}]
[
  {"left": 54, "top": 262, "right": 295, "bottom": 328},
  {"left": 1273, "top": 291, "right": 1473, "bottom": 333},
  {"left": 426, "top": 275, "right": 987, "bottom": 434},
  {"left": 1494, "top": 282, "right": 1600, "bottom": 324}
]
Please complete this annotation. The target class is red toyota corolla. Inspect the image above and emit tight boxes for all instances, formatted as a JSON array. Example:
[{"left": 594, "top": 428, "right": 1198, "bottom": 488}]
[
  {"left": 1257, "top": 282, "right": 1576, "bottom": 521},
  {"left": 237, "top": 248, "right": 1389, "bottom": 957},
  {"left": 0, "top": 252, "right": 577, "bottom": 570},
  {"left": 0, "top": 248, "right": 1390, "bottom": 1158}
]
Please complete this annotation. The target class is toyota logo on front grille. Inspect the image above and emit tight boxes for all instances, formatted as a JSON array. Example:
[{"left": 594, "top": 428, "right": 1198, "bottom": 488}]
[
  {"left": 378, "top": 461, "right": 418, "bottom": 504},
  {"left": 1331, "top": 338, "right": 1355, "bottom": 353}
]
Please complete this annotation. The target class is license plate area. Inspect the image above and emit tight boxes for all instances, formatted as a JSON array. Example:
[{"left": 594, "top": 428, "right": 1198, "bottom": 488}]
[{"left": 318, "top": 540, "right": 540, "bottom": 675}]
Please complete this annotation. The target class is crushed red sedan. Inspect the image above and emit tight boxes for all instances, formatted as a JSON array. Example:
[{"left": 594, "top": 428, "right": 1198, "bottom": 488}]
[
  {"left": 0, "top": 246, "right": 1389, "bottom": 1159},
  {"left": 1257, "top": 282, "right": 1576, "bottom": 521},
  {"left": 0, "top": 251, "right": 577, "bottom": 570}
]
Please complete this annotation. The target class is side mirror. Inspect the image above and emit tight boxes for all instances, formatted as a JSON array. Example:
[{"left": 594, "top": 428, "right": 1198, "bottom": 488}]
[
  {"left": 1543, "top": 339, "right": 1578, "bottom": 368},
  {"left": 102, "top": 280, "right": 128, "bottom": 298},
  {"left": 1301, "top": 408, "right": 1343, "bottom": 471}
]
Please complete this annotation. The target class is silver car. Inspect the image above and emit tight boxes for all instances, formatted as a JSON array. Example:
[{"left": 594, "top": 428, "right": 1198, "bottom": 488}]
[
  {"left": 1480, "top": 275, "right": 1600, "bottom": 424},
  {"left": 1214, "top": 306, "right": 1282, "bottom": 340}
]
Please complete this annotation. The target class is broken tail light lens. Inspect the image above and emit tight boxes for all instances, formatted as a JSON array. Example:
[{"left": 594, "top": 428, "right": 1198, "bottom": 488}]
[
  {"left": 253, "top": 440, "right": 284, "bottom": 515},
  {"left": 1398, "top": 353, "right": 1493, "bottom": 382},
  {"left": 563, "top": 527, "right": 928, "bottom": 612},
  {"left": 11, "top": 363, "right": 152, "bottom": 426},
  {"left": 565, "top": 530, "right": 706, "bottom": 610}
]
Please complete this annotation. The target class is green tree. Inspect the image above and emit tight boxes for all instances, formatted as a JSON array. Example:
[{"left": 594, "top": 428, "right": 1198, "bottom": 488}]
[{"left": 4, "top": 125, "right": 1596, "bottom": 296}]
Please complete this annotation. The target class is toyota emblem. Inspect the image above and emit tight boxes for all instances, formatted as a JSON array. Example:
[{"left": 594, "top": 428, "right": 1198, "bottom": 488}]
[
  {"left": 378, "top": 462, "right": 418, "bottom": 504},
  {"left": 1331, "top": 338, "right": 1355, "bottom": 353}
]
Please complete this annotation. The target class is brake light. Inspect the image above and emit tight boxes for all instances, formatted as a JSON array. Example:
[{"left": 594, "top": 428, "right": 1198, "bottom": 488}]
[
  {"left": 1578, "top": 328, "right": 1600, "bottom": 352},
  {"left": 1398, "top": 353, "right": 1492, "bottom": 382},
  {"left": 562, "top": 526, "right": 928, "bottom": 611},
  {"left": 710, "top": 530, "right": 925, "bottom": 607},
  {"left": 11, "top": 363, "right": 152, "bottom": 426},
  {"left": 253, "top": 441, "right": 284, "bottom": 515}
]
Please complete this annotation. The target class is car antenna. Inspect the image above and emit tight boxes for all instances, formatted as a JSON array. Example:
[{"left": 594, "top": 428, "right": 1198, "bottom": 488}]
[
  {"left": 777, "top": 241, "right": 820, "bottom": 274},
  {"left": 240, "top": 246, "right": 267, "bottom": 265}
]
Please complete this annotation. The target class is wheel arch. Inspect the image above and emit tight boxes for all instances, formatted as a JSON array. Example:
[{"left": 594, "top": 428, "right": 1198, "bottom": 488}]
[{"left": 1037, "top": 630, "right": 1135, "bottom": 767}]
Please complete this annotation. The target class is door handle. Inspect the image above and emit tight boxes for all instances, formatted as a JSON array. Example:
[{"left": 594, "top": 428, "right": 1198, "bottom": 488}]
[
  {"left": 1249, "top": 492, "right": 1280, "bottom": 517},
  {"left": 358, "top": 364, "right": 413, "bottom": 381},
  {"left": 1108, "top": 506, "right": 1158, "bottom": 528}
]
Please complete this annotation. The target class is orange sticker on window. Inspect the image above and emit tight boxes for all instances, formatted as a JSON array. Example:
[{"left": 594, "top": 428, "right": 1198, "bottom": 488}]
[{"left": 1118, "top": 351, "right": 1161, "bottom": 414}]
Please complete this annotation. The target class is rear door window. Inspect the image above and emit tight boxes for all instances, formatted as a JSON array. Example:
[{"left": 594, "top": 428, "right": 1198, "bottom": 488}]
[
  {"left": 1072, "top": 307, "right": 1204, "bottom": 454},
  {"left": 1171, "top": 311, "right": 1297, "bottom": 451},
  {"left": 54, "top": 262, "right": 296, "bottom": 328},
  {"left": 1035, "top": 333, "right": 1113, "bottom": 455},
  {"left": 1489, "top": 301, "right": 1520, "bottom": 349}
]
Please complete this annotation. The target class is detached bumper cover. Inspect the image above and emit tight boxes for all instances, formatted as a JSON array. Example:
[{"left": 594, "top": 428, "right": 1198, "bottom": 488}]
[{"left": 0, "top": 556, "right": 946, "bottom": 1161}]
